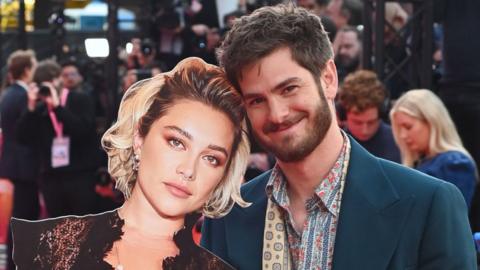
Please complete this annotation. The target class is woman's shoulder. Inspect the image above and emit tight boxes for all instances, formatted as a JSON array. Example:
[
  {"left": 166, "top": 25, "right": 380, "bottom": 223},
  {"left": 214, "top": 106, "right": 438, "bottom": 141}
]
[{"left": 433, "top": 151, "right": 475, "bottom": 167}]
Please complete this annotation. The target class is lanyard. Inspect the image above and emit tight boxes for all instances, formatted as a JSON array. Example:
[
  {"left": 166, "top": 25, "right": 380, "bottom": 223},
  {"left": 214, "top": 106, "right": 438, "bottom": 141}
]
[{"left": 47, "top": 88, "right": 69, "bottom": 138}]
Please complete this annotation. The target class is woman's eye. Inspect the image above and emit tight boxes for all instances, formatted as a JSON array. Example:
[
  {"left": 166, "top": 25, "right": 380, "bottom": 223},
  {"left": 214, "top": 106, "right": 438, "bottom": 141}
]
[
  {"left": 168, "top": 138, "right": 185, "bottom": 150},
  {"left": 204, "top": 155, "right": 219, "bottom": 166}
]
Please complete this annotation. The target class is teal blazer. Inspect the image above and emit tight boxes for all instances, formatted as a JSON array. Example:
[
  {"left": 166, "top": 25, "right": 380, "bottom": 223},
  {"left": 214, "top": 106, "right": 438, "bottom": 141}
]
[{"left": 201, "top": 138, "right": 476, "bottom": 269}]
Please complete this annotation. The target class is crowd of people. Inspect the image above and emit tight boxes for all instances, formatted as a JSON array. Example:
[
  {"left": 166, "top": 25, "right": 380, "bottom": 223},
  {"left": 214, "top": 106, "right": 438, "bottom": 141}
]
[{"left": 0, "top": 0, "right": 479, "bottom": 269}]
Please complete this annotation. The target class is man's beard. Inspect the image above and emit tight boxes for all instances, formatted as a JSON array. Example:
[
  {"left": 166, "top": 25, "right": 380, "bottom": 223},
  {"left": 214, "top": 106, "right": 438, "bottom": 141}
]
[
  {"left": 335, "top": 54, "right": 360, "bottom": 73},
  {"left": 252, "top": 85, "right": 332, "bottom": 162}
]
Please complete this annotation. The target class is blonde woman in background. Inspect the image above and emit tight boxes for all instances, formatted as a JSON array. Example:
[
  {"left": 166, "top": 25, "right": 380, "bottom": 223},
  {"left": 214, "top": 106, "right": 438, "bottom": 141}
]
[
  {"left": 10, "top": 57, "right": 250, "bottom": 270},
  {"left": 390, "top": 89, "right": 477, "bottom": 209}
]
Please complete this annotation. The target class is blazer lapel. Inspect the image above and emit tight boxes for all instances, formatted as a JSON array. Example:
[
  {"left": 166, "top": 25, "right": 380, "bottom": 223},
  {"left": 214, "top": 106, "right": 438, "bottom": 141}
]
[
  {"left": 333, "top": 138, "right": 415, "bottom": 270},
  {"left": 225, "top": 176, "right": 269, "bottom": 269}
]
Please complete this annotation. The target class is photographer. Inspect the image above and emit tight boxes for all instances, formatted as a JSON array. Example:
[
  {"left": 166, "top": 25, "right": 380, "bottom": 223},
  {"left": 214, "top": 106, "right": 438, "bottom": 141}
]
[
  {"left": 16, "top": 60, "right": 100, "bottom": 217},
  {"left": 126, "top": 38, "right": 156, "bottom": 70}
]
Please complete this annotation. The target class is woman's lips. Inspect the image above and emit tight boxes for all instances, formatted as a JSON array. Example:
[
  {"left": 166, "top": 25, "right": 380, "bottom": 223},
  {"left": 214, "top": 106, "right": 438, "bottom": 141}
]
[{"left": 164, "top": 182, "right": 192, "bottom": 199}]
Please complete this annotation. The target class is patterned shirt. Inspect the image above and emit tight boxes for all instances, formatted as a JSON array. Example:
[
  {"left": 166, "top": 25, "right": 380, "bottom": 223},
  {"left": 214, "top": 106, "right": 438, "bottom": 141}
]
[{"left": 265, "top": 135, "right": 350, "bottom": 270}]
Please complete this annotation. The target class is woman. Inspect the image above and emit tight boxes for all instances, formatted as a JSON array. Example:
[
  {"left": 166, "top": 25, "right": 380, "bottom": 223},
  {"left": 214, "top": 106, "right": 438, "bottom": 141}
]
[
  {"left": 11, "top": 57, "right": 250, "bottom": 269},
  {"left": 390, "top": 89, "right": 477, "bottom": 208}
]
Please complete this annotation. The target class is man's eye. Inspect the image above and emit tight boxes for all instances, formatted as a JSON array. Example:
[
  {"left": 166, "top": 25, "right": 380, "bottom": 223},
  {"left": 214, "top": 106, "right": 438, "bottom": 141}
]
[
  {"left": 283, "top": 85, "right": 297, "bottom": 94},
  {"left": 249, "top": 97, "right": 265, "bottom": 106}
]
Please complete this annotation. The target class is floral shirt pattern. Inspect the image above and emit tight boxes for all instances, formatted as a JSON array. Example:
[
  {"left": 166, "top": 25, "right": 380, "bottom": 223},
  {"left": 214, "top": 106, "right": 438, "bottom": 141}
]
[{"left": 265, "top": 135, "right": 350, "bottom": 270}]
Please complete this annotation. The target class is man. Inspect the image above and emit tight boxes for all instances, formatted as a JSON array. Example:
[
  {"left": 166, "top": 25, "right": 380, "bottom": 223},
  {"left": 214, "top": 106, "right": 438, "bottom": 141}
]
[
  {"left": 0, "top": 50, "right": 40, "bottom": 270},
  {"left": 16, "top": 60, "right": 100, "bottom": 217},
  {"left": 325, "top": 0, "right": 363, "bottom": 29},
  {"left": 333, "top": 26, "right": 362, "bottom": 82},
  {"left": 201, "top": 5, "right": 475, "bottom": 270},
  {"left": 383, "top": 3, "right": 410, "bottom": 99},
  {"left": 60, "top": 62, "right": 83, "bottom": 91},
  {"left": 339, "top": 70, "right": 400, "bottom": 163}
]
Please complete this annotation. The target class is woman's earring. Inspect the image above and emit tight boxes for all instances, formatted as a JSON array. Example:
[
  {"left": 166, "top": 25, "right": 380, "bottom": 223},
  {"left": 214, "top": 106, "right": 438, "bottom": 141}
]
[{"left": 133, "top": 153, "right": 140, "bottom": 171}]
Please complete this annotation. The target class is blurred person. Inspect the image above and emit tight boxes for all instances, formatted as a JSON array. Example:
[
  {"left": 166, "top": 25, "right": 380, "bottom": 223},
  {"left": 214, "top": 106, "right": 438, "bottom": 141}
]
[
  {"left": 383, "top": 3, "right": 410, "bottom": 99},
  {"left": 60, "top": 61, "right": 83, "bottom": 92},
  {"left": 298, "top": 0, "right": 331, "bottom": 16},
  {"left": 221, "top": 10, "right": 246, "bottom": 36},
  {"left": 125, "top": 38, "right": 157, "bottom": 70},
  {"left": 201, "top": 5, "right": 476, "bottom": 269},
  {"left": 184, "top": 24, "right": 222, "bottom": 65},
  {"left": 325, "top": 0, "right": 363, "bottom": 30},
  {"left": 339, "top": 70, "right": 400, "bottom": 163},
  {"left": 390, "top": 89, "right": 477, "bottom": 209},
  {"left": 16, "top": 60, "right": 100, "bottom": 218},
  {"left": 11, "top": 57, "right": 249, "bottom": 270},
  {"left": 121, "top": 61, "right": 165, "bottom": 94},
  {"left": 333, "top": 26, "right": 362, "bottom": 82},
  {"left": 0, "top": 50, "right": 40, "bottom": 270},
  {"left": 297, "top": 0, "right": 315, "bottom": 10},
  {"left": 384, "top": 3, "right": 408, "bottom": 45}
]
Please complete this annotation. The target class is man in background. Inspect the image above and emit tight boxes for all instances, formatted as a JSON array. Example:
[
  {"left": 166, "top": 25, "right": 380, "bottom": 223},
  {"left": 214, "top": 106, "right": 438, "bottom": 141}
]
[
  {"left": 333, "top": 26, "right": 362, "bottom": 82},
  {"left": 0, "top": 49, "right": 40, "bottom": 270},
  {"left": 339, "top": 70, "right": 400, "bottom": 163}
]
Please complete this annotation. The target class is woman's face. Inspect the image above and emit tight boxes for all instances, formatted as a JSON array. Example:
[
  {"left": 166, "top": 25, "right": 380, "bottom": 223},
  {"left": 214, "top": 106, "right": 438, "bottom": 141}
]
[
  {"left": 134, "top": 100, "right": 235, "bottom": 218},
  {"left": 392, "top": 111, "right": 430, "bottom": 155}
]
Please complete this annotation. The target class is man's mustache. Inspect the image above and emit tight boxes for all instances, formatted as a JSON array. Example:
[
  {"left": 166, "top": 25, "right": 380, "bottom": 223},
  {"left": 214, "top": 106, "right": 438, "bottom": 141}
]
[{"left": 262, "top": 112, "right": 307, "bottom": 133}]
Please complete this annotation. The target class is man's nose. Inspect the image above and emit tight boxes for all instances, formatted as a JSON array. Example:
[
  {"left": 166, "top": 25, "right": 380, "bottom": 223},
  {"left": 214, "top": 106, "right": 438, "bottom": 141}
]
[{"left": 267, "top": 99, "right": 289, "bottom": 124}]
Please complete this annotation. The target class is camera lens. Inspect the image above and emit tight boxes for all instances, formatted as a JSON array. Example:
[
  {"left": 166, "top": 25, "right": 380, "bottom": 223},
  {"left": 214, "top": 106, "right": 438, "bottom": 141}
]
[{"left": 141, "top": 44, "right": 152, "bottom": 56}]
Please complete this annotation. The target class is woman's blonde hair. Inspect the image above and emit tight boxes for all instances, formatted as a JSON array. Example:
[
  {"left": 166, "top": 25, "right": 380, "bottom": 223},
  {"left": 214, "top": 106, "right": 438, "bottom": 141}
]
[
  {"left": 101, "top": 57, "right": 250, "bottom": 218},
  {"left": 390, "top": 89, "right": 472, "bottom": 167}
]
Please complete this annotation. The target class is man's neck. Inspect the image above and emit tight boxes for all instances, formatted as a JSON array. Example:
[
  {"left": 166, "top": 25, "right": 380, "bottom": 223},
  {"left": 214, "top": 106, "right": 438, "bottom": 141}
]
[
  {"left": 277, "top": 124, "right": 345, "bottom": 203},
  {"left": 15, "top": 79, "right": 29, "bottom": 90}
]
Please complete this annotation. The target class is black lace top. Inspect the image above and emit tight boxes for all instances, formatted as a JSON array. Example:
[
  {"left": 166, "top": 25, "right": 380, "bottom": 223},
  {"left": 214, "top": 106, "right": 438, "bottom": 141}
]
[{"left": 11, "top": 210, "right": 234, "bottom": 270}]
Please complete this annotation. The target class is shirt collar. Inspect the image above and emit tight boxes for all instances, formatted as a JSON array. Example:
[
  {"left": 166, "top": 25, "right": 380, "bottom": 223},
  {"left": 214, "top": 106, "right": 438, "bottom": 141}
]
[
  {"left": 265, "top": 132, "right": 350, "bottom": 217},
  {"left": 15, "top": 80, "right": 29, "bottom": 91}
]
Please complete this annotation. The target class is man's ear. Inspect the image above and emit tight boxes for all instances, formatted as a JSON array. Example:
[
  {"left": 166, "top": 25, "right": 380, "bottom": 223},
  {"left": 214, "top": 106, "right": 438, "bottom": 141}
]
[{"left": 320, "top": 59, "right": 338, "bottom": 100}]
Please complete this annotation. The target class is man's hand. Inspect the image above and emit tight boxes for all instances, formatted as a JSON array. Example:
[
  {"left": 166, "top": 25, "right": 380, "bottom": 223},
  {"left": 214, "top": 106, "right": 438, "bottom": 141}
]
[
  {"left": 41, "top": 82, "right": 60, "bottom": 108},
  {"left": 26, "top": 83, "right": 39, "bottom": 112}
]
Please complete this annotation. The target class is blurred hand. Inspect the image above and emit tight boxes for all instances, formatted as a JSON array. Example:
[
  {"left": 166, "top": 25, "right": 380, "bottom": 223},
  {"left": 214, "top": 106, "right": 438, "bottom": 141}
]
[
  {"left": 26, "top": 83, "right": 39, "bottom": 111},
  {"left": 41, "top": 82, "right": 60, "bottom": 108}
]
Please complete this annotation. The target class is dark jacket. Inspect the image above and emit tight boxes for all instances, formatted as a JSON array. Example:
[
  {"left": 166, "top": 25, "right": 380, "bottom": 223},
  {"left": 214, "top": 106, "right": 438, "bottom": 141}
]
[
  {"left": 16, "top": 90, "right": 99, "bottom": 175},
  {"left": 0, "top": 83, "right": 39, "bottom": 181},
  {"left": 201, "top": 138, "right": 476, "bottom": 270}
]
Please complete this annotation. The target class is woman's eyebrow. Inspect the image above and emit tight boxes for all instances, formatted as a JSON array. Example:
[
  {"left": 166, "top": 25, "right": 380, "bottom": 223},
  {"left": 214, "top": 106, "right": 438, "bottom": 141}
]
[{"left": 164, "top": 125, "right": 192, "bottom": 140}]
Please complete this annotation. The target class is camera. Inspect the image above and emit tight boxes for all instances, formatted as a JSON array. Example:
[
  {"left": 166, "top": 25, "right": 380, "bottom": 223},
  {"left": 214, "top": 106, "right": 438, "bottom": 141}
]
[
  {"left": 38, "top": 84, "right": 51, "bottom": 97},
  {"left": 141, "top": 40, "right": 154, "bottom": 56}
]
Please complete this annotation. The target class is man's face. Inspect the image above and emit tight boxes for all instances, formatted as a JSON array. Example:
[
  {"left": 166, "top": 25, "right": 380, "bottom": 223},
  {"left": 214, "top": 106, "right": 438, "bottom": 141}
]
[
  {"left": 239, "top": 47, "right": 336, "bottom": 162},
  {"left": 298, "top": 0, "right": 315, "bottom": 10},
  {"left": 334, "top": 31, "right": 361, "bottom": 71},
  {"left": 346, "top": 106, "right": 381, "bottom": 141},
  {"left": 24, "top": 58, "right": 37, "bottom": 83},
  {"left": 61, "top": 65, "right": 82, "bottom": 90}
]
